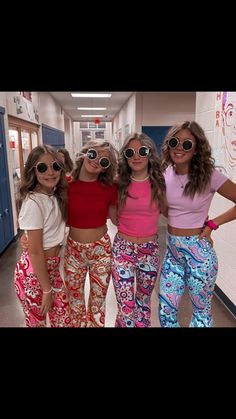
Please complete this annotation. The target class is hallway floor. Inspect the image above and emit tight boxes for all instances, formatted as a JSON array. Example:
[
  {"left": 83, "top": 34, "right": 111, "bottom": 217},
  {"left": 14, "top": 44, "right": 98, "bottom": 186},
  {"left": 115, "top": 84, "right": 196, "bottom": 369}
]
[{"left": 0, "top": 217, "right": 235, "bottom": 327}]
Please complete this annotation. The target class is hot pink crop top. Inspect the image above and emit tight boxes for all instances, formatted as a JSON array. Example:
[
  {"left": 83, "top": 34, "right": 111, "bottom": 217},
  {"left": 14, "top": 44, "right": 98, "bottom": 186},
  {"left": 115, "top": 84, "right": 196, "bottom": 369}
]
[
  {"left": 118, "top": 179, "right": 160, "bottom": 237},
  {"left": 164, "top": 166, "right": 228, "bottom": 228}
]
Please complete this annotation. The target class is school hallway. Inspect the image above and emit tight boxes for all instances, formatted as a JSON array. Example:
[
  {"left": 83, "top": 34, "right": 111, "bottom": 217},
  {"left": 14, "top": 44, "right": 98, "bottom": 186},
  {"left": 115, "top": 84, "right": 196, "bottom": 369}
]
[{"left": 0, "top": 216, "right": 235, "bottom": 328}]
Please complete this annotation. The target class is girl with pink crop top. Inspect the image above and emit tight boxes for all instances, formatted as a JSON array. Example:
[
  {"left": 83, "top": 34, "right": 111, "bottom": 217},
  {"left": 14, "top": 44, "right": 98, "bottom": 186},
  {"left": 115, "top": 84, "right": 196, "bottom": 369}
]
[
  {"left": 159, "top": 121, "right": 236, "bottom": 328},
  {"left": 111, "top": 133, "right": 166, "bottom": 327}
]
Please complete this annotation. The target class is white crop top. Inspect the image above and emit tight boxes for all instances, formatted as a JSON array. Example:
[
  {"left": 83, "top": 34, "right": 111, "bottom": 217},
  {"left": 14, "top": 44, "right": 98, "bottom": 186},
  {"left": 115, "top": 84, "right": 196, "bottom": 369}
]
[{"left": 18, "top": 192, "right": 65, "bottom": 250}]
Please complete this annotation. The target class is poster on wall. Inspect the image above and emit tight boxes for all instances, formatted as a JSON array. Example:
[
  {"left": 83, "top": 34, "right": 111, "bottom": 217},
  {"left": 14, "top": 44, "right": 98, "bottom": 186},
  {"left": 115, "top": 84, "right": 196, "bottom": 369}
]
[{"left": 214, "top": 92, "right": 236, "bottom": 181}]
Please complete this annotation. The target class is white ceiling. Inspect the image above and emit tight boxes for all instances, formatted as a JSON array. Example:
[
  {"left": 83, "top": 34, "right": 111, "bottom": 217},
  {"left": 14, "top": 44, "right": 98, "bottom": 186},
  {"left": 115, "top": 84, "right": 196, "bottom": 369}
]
[{"left": 49, "top": 92, "right": 133, "bottom": 122}]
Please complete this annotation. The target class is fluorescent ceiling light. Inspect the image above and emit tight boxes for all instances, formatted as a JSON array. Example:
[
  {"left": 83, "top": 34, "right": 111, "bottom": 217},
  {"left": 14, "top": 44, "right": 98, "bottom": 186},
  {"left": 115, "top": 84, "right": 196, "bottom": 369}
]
[
  {"left": 81, "top": 115, "right": 104, "bottom": 118},
  {"left": 71, "top": 93, "right": 111, "bottom": 98},
  {"left": 77, "top": 107, "right": 107, "bottom": 110}
]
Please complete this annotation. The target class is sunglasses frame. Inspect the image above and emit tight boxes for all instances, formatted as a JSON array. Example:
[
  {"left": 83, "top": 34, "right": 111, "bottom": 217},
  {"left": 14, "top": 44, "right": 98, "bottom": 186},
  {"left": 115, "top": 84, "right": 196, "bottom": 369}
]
[
  {"left": 34, "top": 161, "right": 62, "bottom": 173},
  {"left": 86, "top": 148, "right": 111, "bottom": 169},
  {"left": 168, "top": 137, "right": 194, "bottom": 152},
  {"left": 123, "top": 146, "right": 150, "bottom": 159}
]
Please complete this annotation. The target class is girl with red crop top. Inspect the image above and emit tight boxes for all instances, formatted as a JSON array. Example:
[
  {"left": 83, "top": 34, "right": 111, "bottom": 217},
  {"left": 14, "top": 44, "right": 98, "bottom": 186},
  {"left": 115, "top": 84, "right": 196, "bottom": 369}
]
[
  {"left": 14, "top": 145, "right": 71, "bottom": 327},
  {"left": 111, "top": 133, "right": 166, "bottom": 327},
  {"left": 64, "top": 140, "right": 118, "bottom": 327},
  {"left": 159, "top": 121, "right": 236, "bottom": 328}
]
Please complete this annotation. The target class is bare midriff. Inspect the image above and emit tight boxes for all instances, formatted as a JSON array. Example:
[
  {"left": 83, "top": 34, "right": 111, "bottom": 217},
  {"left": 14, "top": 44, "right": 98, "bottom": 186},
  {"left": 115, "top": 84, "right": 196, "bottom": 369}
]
[
  {"left": 118, "top": 231, "right": 157, "bottom": 244},
  {"left": 168, "top": 225, "right": 203, "bottom": 236},
  {"left": 69, "top": 225, "right": 108, "bottom": 243},
  {"left": 44, "top": 244, "right": 61, "bottom": 257}
]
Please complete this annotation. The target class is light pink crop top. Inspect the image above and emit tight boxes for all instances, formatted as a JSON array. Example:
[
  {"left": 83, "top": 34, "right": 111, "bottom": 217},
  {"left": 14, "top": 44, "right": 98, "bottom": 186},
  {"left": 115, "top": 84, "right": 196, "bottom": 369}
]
[
  {"left": 118, "top": 179, "right": 160, "bottom": 237},
  {"left": 164, "top": 166, "right": 228, "bottom": 229}
]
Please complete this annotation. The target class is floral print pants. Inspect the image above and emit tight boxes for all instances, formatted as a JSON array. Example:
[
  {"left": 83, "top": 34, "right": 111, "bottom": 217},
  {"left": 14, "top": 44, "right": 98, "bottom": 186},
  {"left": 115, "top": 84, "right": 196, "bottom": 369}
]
[
  {"left": 14, "top": 252, "right": 71, "bottom": 327},
  {"left": 112, "top": 233, "right": 159, "bottom": 327},
  {"left": 64, "top": 234, "right": 112, "bottom": 327}
]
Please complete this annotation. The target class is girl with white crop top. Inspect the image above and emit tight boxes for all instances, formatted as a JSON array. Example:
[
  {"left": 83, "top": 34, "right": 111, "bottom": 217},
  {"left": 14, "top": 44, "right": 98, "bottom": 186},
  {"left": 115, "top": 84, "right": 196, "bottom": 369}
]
[
  {"left": 14, "top": 145, "right": 71, "bottom": 327},
  {"left": 111, "top": 133, "right": 166, "bottom": 327},
  {"left": 159, "top": 121, "right": 236, "bottom": 327}
]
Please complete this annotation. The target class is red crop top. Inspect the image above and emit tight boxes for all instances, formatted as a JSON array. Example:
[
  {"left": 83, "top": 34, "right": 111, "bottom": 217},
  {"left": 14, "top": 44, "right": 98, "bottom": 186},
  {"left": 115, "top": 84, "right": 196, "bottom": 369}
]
[{"left": 67, "top": 180, "right": 118, "bottom": 228}]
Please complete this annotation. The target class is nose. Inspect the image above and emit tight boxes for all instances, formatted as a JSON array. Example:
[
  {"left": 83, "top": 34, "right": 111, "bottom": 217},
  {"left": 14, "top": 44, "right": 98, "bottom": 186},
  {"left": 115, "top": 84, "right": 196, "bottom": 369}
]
[{"left": 47, "top": 165, "right": 55, "bottom": 174}]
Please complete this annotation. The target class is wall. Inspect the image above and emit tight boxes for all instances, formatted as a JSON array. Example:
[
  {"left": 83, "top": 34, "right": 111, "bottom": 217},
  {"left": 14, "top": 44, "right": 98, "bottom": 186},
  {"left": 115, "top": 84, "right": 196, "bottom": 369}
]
[
  {"left": 113, "top": 92, "right": 196, "bottom": 148},
  {"left": 196, "top": 91, "right": 236, "bottom": 306}
]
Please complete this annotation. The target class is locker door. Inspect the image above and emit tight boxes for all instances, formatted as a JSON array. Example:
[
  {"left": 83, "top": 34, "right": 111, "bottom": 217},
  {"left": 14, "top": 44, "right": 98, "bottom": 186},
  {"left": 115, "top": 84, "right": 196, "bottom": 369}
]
[
  {"left": 0, "top": 107, "right": 14, "bottom": 254},
  {"left": 42, "top": 124, "right": 65, "bottom": 150}
]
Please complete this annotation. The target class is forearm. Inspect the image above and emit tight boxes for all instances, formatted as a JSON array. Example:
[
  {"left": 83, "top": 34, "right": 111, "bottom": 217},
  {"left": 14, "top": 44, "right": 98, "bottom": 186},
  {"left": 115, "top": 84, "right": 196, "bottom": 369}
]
[
  {"left": 29, "top": 251, "right": 51, "bottom": 292},
  {"left": 211, "top": 205, "right": 236, "bottom": 227}
]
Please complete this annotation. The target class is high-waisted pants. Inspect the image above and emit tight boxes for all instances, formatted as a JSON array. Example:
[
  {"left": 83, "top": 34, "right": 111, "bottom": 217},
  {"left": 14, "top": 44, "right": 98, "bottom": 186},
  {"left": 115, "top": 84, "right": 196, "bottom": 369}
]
[
  {"left": 64, "top": 234, "right": 112, "bottom": 327},
  {"left": 111, "top": 233, "right": 160, "bottom": 327},
  {"left": 159, "top": 234, "right": 218, "bottom": 327},
  {"left": 14, "top": 251, "right": 71, "bottom": 327}
]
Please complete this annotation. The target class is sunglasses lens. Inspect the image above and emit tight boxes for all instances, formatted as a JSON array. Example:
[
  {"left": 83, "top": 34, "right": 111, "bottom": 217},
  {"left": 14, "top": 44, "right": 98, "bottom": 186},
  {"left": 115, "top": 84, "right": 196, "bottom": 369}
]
[
  {"left": 36, "top": 163, "right": 47, "bottom": 173},
  {"left": 87, "top": 149, "right": 97, "bottom": 160},
  {"left": 124, "top": 148, "right": 134, "bottom": 158},
  {"left": 100, "top": 157, "right": 110, "bottom": 168},
  {"left": 139, "top": 146, "right": 149, "bottom": 157},
  {"left": 182, "top": 140, "right": 193, "bottom": 151},
  {"left": 52, "top": 161, "right": 62, "bottom": 171},
  {"left": 168, "top": 137, "right": 178, "bottom": 149}
]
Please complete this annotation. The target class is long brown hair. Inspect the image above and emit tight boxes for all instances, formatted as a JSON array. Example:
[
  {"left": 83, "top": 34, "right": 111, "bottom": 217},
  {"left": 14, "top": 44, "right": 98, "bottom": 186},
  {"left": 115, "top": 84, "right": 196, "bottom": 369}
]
[
  {"left": 17, "top": 145, "right": 68, "bottom": 220},
  {"left": 161, "top": 121, "right": 215, "bottom": 197},
  {"left": 118, "top": 133, "right": 166, "bottom": 210},
  {"left": 72, "top": 140, "right": 118, "bottom": 185}
]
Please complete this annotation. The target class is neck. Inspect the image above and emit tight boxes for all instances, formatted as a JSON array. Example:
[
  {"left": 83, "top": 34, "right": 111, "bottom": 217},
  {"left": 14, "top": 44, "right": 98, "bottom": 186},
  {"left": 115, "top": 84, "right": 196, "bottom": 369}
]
[
  {"left": 174, "top": 164, "right": 189, "bottom": 175},
  {"left": 131, "top": 174, "right": 149, "bottom": 182},
  {"left": 36, "top": 186, "right": 54, "bottom": 195},
  {"left": 79, "top": 166, "right": 98, "bottom": 182}
]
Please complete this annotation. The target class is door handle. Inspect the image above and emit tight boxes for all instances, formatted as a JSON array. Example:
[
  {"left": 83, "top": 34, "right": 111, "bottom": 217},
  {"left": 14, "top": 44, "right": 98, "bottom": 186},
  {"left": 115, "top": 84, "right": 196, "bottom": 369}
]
[
  {"left": 4, "top": 208, "right": 9, "bottom": 214},
  {"left": 0, "top": 213, "right": 2, "bottom": 218}
]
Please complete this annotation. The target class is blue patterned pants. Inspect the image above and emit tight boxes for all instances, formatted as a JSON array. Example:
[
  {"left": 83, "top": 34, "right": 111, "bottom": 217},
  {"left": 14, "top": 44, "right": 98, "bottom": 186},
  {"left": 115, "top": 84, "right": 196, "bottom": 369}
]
[
  {"left": 112, "top": 233, "right": 159, "bottom": 327},
  {"left": 159, "top": 234, "right": 218, "bottom": 327}
]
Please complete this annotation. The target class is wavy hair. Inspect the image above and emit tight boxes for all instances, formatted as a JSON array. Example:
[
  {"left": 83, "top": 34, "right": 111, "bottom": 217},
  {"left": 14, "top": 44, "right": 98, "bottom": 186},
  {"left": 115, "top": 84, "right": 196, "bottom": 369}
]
[
  {"left": 57, "top": 148, "right": 74, "bottom": 172},
  {"left": 17, "top": 144, "right": 68, "bottom": 220},
  {"left": 118, "top": 133, "right": 166, "bottom": 210},
  {"left": 72, "top": 140, "right": 118, "bottom": 185},
  {"left": 161, "top": 121, "right": 215, "bottom": 197}
]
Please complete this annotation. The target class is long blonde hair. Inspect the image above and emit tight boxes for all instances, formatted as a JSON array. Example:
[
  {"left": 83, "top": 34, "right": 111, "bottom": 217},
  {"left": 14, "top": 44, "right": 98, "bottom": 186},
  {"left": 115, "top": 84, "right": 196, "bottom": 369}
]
[{"left": 72, "top": 140, "right": 118, "bottom": 185}]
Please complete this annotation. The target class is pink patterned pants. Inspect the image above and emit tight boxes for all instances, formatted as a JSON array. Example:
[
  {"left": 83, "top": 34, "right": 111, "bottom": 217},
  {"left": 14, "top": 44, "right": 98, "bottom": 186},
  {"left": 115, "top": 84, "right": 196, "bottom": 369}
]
[{"left": 14, "top": 251, "right": 71, "bottom": 327}]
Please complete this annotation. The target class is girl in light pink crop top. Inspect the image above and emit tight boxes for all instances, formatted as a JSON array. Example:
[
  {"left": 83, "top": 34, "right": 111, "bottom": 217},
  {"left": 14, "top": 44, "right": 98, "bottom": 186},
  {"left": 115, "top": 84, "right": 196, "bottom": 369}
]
[
  {"left": 111, "top": 133, "right": 166, "bottom": 328},
  {"left": 158, "top": 121, "right": 236, "bottom": 329}
]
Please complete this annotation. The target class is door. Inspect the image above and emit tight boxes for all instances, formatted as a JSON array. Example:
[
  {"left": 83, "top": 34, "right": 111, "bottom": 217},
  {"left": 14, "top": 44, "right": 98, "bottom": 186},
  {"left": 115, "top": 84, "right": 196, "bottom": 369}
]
[
  {"left": 0, "top": 107, "right": 14, "bottom": 254},
  {"left": 142, "top": 126, "right": 171, "bottom": 154},
  {"left": 42, "top": 124, "right": 65, "bottom": 150}
]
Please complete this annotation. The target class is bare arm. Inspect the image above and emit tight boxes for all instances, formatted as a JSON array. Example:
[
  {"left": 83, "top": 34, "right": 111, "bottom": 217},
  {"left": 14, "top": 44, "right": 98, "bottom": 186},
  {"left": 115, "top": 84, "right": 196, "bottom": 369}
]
[
  {"left": 108, "top": 205, "right": 118, "bottom": 226},
  {"left": 199, "top": 179, "right": 236, "bottom": 243},
  {"left": 27, "top": 229, "right": 52, "bottom": 316}
]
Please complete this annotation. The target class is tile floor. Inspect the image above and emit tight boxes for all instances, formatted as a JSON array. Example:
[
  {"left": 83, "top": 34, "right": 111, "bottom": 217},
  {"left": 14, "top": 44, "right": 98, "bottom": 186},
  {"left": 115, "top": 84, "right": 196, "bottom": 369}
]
[{"left": 0, "top": 216, "right": 235, "bottom": 327}]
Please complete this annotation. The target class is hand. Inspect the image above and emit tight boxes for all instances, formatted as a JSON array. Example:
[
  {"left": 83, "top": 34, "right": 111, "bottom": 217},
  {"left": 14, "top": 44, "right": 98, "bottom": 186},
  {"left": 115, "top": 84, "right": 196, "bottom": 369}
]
[
  {"left": 20, "top": 233, "right": 29, "bottom": 251},
  {"left": 40, "top": 292, "right": 53, "bottom": 316},
  {"left": 198, "top": 226, "right": 214, "bottom": 246}
]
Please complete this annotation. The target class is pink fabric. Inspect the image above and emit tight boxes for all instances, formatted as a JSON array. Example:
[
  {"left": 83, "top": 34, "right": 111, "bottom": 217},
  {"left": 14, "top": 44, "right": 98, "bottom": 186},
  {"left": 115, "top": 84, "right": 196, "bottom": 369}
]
[
  {"left": 118, "top": 179, "right": 160, "bottom": 237},
  {"left": 164, "top": 166, "right": 228, "bottom": 228}
]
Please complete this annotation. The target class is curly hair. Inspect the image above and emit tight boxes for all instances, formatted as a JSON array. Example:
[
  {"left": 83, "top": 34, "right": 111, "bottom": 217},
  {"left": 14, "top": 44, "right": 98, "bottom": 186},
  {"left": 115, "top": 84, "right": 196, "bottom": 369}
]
[
  {"left": 72, "top": 140, "right": 118, "bottom": 185},
  {"left": 17, "top": 144, "right": 68, "bottom": 220},
  {"left": 161, "top": 121, "right": 215, "bottom": 197},
  {"left": 118, "top": 133, "right": 166, "bottom": 210}
]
